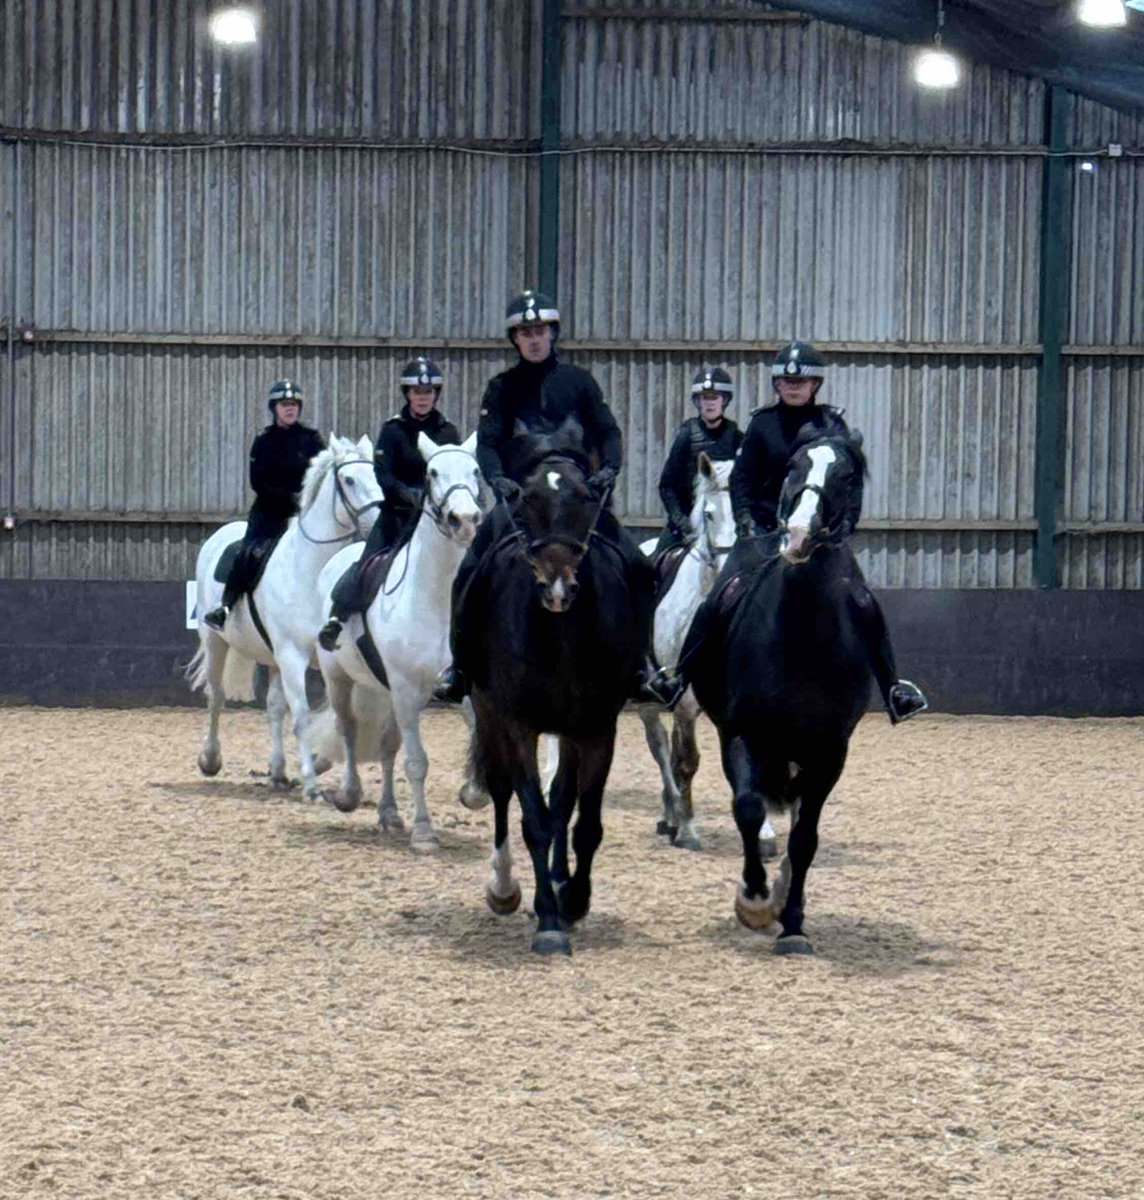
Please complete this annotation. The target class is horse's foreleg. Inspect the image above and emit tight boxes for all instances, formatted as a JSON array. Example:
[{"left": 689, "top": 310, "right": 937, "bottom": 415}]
[
  {"left": 508, "top": 734, "right": 566, "bottom": 955},
  {"left": 265, "top": 669, "right": 291, "bottom": 789},
  {"left": 377, "top": 708, "right": 403, "bottom": 832},
  {"left": 560, "top": 733, "right": 614, "bottom": 929},
  {"left": 487, "top": 777, "right": 521, "bottom": 916},
  {"left": 773, "top": 758, "right": 843, "bottom": 956},
  {"left": 549, "top": 739, "right": 580, "bottom": 891},
  {"left": 669, "top": 690, "right": 702, "bottom": 851},
  {"left": 277, "top": 651, "right": 322, "bottom": 802},
  {"left": 722, "top": 733, "right": 775, "bottom": 932},
  {"left": 197, "top": 632, "right": 227, "bottom": 776},
  {"left": 393, "top": 690, "right": 436, "bottom": 851},
  {"left": 640, "top": 709, "right": 681, "bottom": 840}
]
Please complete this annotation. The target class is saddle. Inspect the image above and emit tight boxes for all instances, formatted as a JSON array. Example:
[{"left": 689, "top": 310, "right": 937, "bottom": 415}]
[
  {"left": 214, "top": 536, "right": 279, "bottom": 594},
  {"left": 651, "top": 542, "right": 690, "bottom": 606}
]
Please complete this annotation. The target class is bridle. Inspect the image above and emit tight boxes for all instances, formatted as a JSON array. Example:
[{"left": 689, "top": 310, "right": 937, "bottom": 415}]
[
  {"left": 693, "top": 485, "right": 736, "bottom": 570},
  {"left": 297, "top": 455, "right": 383, "bottom": 545},
  {"left": 421, "top": 446, "right": 484, "bottom": 540}
]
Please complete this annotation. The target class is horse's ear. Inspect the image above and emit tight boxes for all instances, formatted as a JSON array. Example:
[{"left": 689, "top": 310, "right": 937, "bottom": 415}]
[
  {"left": 329, "top": 431, "right": 340, "bottom": 451},
  {"left": 849, "top": 427, "right": 865, "bottom": 452},
  {"left": 698, "top": 451, "right": 714, "bottom": 478},
  {"left": 418, "top": 431, "right": 440, "bottom": 461},
  {"left": 460, "top": 430, "right": 478, "bottom": 455},
  {"left": 356, "top": 434, "right": 372, "bottom": 458}
]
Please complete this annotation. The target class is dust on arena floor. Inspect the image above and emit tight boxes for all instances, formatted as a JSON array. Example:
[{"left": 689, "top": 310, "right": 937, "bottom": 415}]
[{"left": 2, "top": 705, "right": 1142, "bottom": 1198}]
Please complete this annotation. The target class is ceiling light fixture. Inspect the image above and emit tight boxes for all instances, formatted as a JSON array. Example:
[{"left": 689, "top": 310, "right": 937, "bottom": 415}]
[
  {"left": 1077, "top": 0, "right": 1128, "bottom": 26},
  {"left": 209, "top": 7, "right": 258, "bottom": 45},
  {"left": 914, "top": 0, "right": 962, "bottom": 89}
]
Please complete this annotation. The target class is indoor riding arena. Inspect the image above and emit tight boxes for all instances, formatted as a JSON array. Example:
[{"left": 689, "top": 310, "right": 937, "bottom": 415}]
[{"left": 2, "top": 4, "right": 1142, "bottom": 1199}]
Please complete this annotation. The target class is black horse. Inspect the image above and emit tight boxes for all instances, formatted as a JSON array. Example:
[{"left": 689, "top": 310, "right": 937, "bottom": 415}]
[
  {"left": 687, "top": 425, "right": 871, "bottom": 955},
  {"left": 466, "top": 452, "right": 645, "bottom": 956}
]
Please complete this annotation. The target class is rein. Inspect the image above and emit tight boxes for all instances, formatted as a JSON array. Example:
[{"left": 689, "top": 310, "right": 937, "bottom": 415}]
[{"left": 297, "top": 457, "right": 382, "bottom": 546}]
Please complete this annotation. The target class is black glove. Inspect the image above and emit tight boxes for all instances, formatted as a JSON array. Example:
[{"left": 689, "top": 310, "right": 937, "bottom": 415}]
[
  {"left": 492, "top": 476, "right": 522, "bottom": 504},
  {"left": 671, "top": 513, "right": 696, "bottom": 544},
  {"left": 587, "top": 465, "right": 618, "bottom": 497}
]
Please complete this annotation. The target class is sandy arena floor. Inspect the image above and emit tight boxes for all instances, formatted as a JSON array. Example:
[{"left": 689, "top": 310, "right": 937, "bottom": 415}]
[{"left": 1, "top": 705, "right": 1142, "bottom": 1199}]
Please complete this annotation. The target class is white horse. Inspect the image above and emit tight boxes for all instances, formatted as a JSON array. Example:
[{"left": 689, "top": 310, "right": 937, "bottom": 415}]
[
  {"left": 187, "top": 435, "right": 382, "bottom": 799},
  {"left": 636, "top": 453, "right": 780, "bottom": 853},
  {"left": 308, "top": 432, "right": 487, "bottom": 850}
]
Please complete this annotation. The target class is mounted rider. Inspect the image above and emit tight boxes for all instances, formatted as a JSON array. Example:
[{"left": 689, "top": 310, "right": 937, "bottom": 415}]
[
  {"left": 434, "top": 289, "right": 669, "bottom": 705},
  {"left": 654, "top": 366, "right": 743, "bottom": 557},
  {"left": 674, "top": 341, "right": 927, "bottom": 724},
  {"left": 317, "top": 355, "right": 461, "bottom": 652},
  {"left": 203, "top": 379, "right": 325, "bottom": 632}
]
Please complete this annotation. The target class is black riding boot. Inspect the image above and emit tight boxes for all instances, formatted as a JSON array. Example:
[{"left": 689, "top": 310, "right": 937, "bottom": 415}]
[
  {"left": 203, "top": 574, "right": 243, "bottom": 632},
  {"left": 848, "top": 584, "right": 928, "bottom": 724}
]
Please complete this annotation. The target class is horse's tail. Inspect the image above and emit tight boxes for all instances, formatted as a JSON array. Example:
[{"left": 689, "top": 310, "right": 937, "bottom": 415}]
[
  {"left": 183, "top": 633, "right": 257, "bottom": 701},
  {"left": 305, "top": 684, "right": 392, "bottom": 764}
]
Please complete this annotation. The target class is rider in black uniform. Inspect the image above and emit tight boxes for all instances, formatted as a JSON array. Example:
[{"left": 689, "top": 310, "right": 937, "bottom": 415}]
[
  {"left": 433, "top": 290, "right": 668, "bottom": 704},
  {"left": 673, "top": 341, "right": 927, "bottom": 724},
  {"left": 317, "top": 356, "right": 461, "bottom": 652},
  {"left": 203, "top": 380, "right": 325, "bottom": 631},
  {"left": 654, "top": 366, "right": 743, "bottom": 557}
]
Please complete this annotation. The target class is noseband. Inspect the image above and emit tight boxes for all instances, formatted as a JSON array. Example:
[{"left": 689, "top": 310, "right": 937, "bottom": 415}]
[{"left": 298, "top": 456, "right": 383, "bottom": 545}]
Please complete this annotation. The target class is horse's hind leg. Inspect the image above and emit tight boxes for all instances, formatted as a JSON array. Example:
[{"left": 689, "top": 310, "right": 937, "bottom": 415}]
[
  {"left": 197, "top": 632, "right": 227, "bottom": 777},
  {"left": 325, "top": 668, "right": 362, "bottom": 812},
  {"left": 640, "top": 709, "right": 681, "bottom": 841},
  {"left": 549, "top": 739, "right": 580, "bottom": 892},
  {"left": 457, "top": 697, "right": 492, "bottom": 810},
  {"left": 669, "top": 690, "right": 702, "bottom": 851},
  {"left": 377, "top": 709, "right": 404, "bottom": 832},
  {"left": 721, "top": 733, "right": 777, "bottom": 932},
  {"left": 486, "top": 774, "right": 521, "bottom": 916},
  {"left": 265, "top": 670, "right": 292, "bottom": 790},
  {"left": 560, "top": 733, "right": 615, "bottom": 928}
]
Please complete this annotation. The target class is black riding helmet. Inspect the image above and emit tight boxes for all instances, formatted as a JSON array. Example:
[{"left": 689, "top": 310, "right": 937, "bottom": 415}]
[
  {"left": 506, "top": 289, "right": 560, "bottom": 344},
  {"left": 771, "top": 342, "right": 826, "bottom": 393},
  {"left": 399, "top": 355, "right": 444, "bottom": 391},
  {"left": 691, "top": 366, "right": 734, "bottom": 409},
  {"left": 267, "top": 379, "right": 304, "bottom": 412}
]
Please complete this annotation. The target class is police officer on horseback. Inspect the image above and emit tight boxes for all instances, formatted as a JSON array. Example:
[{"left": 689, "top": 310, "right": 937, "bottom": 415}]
[
  {"left": 674, "top": 341, "right": 927, "bottom": 724},
  {"left": 203, "top": 380, "right": 325, "bottom": 632},
  {"left": 317, "top": 356, "right": 461, "bottom": 652},
  {"left": 434, "top": 289, "right": 667, "bottom": 704},
  {"left": 654, "top": 366, "right": 743, "bottom": 556}
]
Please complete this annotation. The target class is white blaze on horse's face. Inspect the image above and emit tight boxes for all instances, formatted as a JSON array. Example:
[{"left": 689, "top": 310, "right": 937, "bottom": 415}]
[
  {"left": 546, "top": 471, "right": 561, "bottom": 492},
  {"left": 782, "top": 445, "right": 836, "bottom": 564},
  {"left": 417, "top": 431, "right": 484, "bottom": 547}
]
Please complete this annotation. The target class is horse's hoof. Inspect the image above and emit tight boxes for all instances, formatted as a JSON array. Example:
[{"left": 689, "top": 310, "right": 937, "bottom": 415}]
[
  {"left": 378, "top": 809, "right": 405, "bottom": 833},
  {"left": 531, "top": 930, "right": 572, "bottom": 957},
  {"left": 672, "top": 827, "right": 702, "bottom": 852},
  {"left": 774, "top": 934, "right": 814, "bottom": 957},
  {"left": 758, "top": 835, "right": 779, "bottom": 860},
  {"left": 270, "top": 776, "right": 294, "bottom": 793},
  {"left": 457, "top": 783, "right": 491, "bottom": 811},
  {"left": 313, "top": 755, "right": 333, "bottom": 777},
  {"left": 735, "top": 885, "right": 777, "bottom": 932},
  {"left": 410, "top": 824, "right": 440, "bottom": 853},
  {"left": 197, "top": 750, "right": 222, "bottom": 777},
  {"left": 329, "top": 787, "right": 361, "bottom": 814},
  {"left": 486, "top": 882, "right": 522, "bottom": 916},
  {"left": 302, "top": 786, "right": 325, "bottom": 805}
]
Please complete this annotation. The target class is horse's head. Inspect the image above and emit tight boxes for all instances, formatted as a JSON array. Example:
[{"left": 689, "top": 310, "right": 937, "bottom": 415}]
[
  {"left": 418, "top": 431, "right": 487, "bottom": 548},
  {"left": 777, "top": 427, "right": 866, "bottom": 564},
  {"left": 691, "top": 453, "right": 736, "bottom": 568},
  {"left": 518, "top": 455, "right": 598, "bottom": 613},
  {"left": 299, "top": 434, "right": 384, "bottom": 543}
]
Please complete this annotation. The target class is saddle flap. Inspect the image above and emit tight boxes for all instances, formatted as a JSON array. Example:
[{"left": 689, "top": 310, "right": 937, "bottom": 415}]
[{"left": 651, "top": 543, "right": 690, "bottom": 606}]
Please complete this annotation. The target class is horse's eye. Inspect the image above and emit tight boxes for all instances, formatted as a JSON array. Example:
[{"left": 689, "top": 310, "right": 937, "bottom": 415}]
[
  {"left": 346, "top": 478, "right": 357, "bottom": 488},
  {"left": 429, "top": 468, "right": 438, "bottom": 479}
]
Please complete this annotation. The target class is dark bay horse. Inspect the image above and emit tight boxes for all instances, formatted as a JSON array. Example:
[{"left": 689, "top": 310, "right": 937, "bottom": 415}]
[
  {"left": 466, "top": 453, "right": 644, "bottom": 956},
  {"left": 688, "top": 426, "right": 870, "bottom": 955}
]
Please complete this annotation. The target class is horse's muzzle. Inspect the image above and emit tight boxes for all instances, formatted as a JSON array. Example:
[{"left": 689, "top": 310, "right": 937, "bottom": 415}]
[
  {"left": 781, "top": 526, "right": 813, "bottom": 564},
  {"left": 448, "top": 511, "right": 481, "bottom": 547}
]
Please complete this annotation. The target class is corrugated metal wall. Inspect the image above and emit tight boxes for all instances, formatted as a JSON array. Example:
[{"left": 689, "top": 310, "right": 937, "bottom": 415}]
[{"left": 1, "top": 1, "right": 1141, "bottom": 587}]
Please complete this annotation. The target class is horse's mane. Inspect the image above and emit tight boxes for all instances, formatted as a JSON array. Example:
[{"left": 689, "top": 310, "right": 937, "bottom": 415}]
[
  {"left": 792, "top": 419, "right": 868, "bottom": 479},
  {"left": 298, "top": 439, "right": 364, "bottom": 514}
]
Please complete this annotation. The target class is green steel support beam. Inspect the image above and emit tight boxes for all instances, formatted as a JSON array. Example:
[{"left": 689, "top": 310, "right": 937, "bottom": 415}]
[
  {"left": 538, "top": 0, "right": 562, "bottom": 297},
  {"left": 1035, "top": 85, "right": 1069, "bottom": 589}
]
